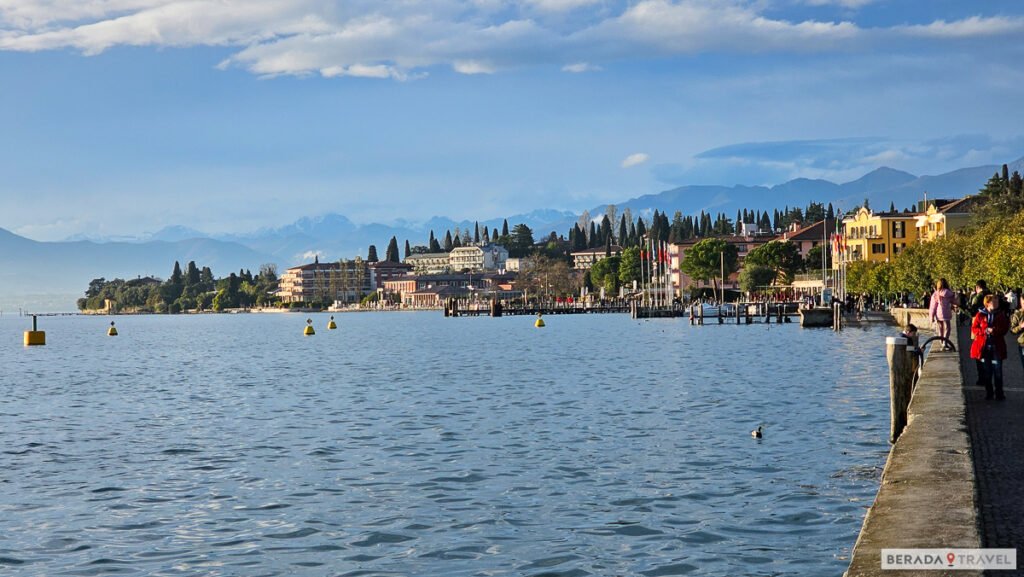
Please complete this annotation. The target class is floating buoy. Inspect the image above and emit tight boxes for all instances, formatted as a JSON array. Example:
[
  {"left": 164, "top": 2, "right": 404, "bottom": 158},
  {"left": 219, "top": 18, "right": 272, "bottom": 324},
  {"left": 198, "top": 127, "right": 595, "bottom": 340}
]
[
  {"left": 535, "top": 313, "right": 545, "bottom": 328},
  {"left": 107, "top": 321, "right": 118, "bottom": 336},
  {"left": 304, "top": 318, "right": 315, "bottom": 336},
  {"left": 327, "top": 315, "right": 337, "bottom": 330},
  {"left": 23, "top": 315, "right": 45, "bottom": 346}
]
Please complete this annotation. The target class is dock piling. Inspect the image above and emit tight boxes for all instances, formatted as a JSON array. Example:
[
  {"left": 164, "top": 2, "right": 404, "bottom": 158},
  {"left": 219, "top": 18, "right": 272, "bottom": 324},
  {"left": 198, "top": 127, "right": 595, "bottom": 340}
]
[{"left": 886, "top": 336, "right": 914, "bottom": 443}]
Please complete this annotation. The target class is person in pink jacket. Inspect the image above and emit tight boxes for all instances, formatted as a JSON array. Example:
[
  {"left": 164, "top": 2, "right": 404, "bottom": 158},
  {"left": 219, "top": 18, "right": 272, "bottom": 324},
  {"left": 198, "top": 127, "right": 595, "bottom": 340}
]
[{"left": 929, "top": 278, "right": 957, "bottom": 349}]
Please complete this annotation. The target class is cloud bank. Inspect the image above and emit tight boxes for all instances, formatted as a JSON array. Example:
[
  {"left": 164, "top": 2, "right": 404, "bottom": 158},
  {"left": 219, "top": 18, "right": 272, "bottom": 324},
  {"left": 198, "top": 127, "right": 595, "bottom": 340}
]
[{"left": 1, "top": 1, "right": 1022, "bottom": 79}]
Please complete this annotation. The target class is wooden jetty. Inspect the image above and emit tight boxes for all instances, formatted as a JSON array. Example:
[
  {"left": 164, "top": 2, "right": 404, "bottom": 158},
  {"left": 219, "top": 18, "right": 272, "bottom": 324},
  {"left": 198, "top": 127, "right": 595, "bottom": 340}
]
[{"left": 444, "top": 298, "right": 805, "bottom": 325}]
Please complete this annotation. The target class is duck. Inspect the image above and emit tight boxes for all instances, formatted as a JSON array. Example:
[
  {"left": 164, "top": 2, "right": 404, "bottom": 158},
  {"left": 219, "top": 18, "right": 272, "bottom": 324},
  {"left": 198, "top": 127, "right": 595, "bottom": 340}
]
[{"left": 751, "top": 426, "right": 763, "bottom": 439}]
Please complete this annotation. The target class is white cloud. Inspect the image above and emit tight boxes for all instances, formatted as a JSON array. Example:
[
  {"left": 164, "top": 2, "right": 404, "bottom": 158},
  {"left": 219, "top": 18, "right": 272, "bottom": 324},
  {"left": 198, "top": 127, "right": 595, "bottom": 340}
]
[
  {"left": 523, "top": 0, "right": 602, "bottom": 12},
  {"left": 453, "top": 59, "right": 495, "bottom": 74},
  {"left": 301, "top": 250, "right": 323, "bottom": 260},
  {"left": 622, "top": 153, "right": 649, "bottom": 168},
  {"left": 895, "top": 16, "right": 1024, "bottom": 39},
  {"left": 0, "top": 1, "right": 1021, "bottom": 79},
  {"left": 562, "top": 61, "right": 601, "bottom": 73}
]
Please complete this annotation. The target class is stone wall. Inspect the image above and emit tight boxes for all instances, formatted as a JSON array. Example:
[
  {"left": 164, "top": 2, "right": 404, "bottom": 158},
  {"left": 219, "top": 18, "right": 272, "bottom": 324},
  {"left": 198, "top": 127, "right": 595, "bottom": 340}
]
[{"left": 844, "top": 318, "right": 982, "bottom": 576}]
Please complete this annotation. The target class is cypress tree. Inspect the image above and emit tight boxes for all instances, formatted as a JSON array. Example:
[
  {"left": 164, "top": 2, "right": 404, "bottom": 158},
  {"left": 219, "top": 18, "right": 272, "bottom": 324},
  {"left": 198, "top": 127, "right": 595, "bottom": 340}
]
[
  {"left": 404, "top": 239, "right": 411, "bottom": 259},
  {"left": 367, "top": 245, "right": 379, "bottom": 262},
  {"left": 492, "top": 228, "right": 499, "bottom": 241},
  {"left": 482, "top": 228, "right": 490, "bottom": 244},
  {"left": 502, "top": 219, "right": 509, "bottom": 236},
  {"left": 385, "top": 236, "right": 400, "bottom": 263},
  {"left": 589, "top": 221, "right": 599, "bottom": 248},
  {"left": 636, "top": 217, "right": 646, "bottom": 240},
  {"left": 444, "top": 231, "right": 453, "bottom": 252},
  {"left": 186, "top": 261, "right": 200, "bottom": 286},
  {"left": 618, "top": 215, "right": 628, "bottom": 245},
  {"left": 827, "top": 203, "right": 835, "bottom": 220},
  {"left": 170, "top": 261, "right": 183, "bottom": 285},
  {"left": 453, "top": 235, "right": 462, "bottom": 248},
  {"left": 474, "top": 222, "right": 480, "bottom": 243}
]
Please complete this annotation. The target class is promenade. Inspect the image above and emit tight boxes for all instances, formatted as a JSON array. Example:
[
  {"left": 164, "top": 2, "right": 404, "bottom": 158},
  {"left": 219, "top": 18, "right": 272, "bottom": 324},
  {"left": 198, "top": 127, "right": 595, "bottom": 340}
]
[{"left": 958, "top": 322, "right": 1024, "bottom": 574}]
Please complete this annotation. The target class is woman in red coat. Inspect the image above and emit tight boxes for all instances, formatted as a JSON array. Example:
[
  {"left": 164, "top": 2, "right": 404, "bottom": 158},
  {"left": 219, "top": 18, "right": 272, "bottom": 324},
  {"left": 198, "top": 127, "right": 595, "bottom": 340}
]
[{"left": 971, "top": 294, "right": 1010, "bottom": 400}]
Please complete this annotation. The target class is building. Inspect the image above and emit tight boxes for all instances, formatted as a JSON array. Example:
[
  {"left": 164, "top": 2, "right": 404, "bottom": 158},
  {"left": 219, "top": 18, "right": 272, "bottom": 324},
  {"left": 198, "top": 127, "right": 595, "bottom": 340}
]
[
  {"left": 404, "top": 252, "right": 451, "bottom": 275},
  {"left": 914, "top": 196, "right": 981, "bottom": 243},
  {"left": 384, "top": 273, "right": 520, "bottom": 307},
  {"left": 448, "top": 244, "right": 509, "bottom": 272},
  {"left": 838, "top": 207, "right": 919, "bottom": 266},
  {"left": 278, "top": 258, "right": 372, "bottom": 304},
  {"left": 504, "top": 256, "right": 534, "bottom": 273},
  {"left": 368, "top": 260, "right": 413, "bottom": 289},
  {"left": 571, "top": 245, "right": 623, "bottom": 270},
  {"left": 781, "top": 218, "right": 836, "bottom": 260},
  {"left": 669, "top": 235, "right": 777, "bottom": 295}
]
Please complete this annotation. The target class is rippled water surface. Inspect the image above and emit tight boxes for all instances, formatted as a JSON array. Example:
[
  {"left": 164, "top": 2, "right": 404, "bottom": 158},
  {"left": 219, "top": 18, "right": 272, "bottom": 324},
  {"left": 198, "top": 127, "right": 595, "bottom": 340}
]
[{"left": 1, "top": 312, "right": 893, "bottom": 576}]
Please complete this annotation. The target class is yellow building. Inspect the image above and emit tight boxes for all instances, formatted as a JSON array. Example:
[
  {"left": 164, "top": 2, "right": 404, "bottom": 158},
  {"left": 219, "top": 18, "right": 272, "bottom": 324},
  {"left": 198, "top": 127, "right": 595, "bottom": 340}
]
[
  {"left": 914, "top": 196, "right": 981, "bottom": 243},
  {"left": 838, "top": 207, "right": 919, "bottom": 266}
]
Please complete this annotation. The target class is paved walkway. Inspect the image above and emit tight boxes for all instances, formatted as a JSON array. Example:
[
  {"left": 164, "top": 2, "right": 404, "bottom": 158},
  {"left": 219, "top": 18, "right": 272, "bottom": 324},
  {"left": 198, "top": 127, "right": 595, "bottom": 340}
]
[{"left": 958, "top": 321, "right": 1024, "bottom": 576}]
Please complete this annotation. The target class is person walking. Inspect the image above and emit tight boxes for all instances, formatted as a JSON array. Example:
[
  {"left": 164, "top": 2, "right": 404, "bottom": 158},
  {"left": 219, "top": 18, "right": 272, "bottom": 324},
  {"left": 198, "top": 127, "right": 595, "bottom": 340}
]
[
  {"left": 971, "top": 294, "right": 1010, "bottom": 400},
  {"left": 1011, "top": 292, "right": 1024, "bottom": 369},
  {"left": 929, "top": 278, "right": 956, "bottom": 350}
]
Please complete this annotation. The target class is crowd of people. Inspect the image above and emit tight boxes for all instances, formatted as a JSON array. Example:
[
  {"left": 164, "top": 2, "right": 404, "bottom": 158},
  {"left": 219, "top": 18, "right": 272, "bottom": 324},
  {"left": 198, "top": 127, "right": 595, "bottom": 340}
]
[{"left": 925, "top": 278, "right": 1024, "bottom": 401}]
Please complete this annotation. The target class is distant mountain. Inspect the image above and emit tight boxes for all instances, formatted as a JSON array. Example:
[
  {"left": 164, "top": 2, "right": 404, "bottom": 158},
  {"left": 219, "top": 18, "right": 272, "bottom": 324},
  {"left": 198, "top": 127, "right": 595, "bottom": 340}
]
[
  {"left": 0, "top": 230, "right": 272, "bottom": 312},
  {"left": 591, "top": 159, "right": 1022, "bottom": 220}
]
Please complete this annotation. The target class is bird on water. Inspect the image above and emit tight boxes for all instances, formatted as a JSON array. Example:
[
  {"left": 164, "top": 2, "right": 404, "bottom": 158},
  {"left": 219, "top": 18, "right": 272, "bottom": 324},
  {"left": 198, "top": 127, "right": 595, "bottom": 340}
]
[{"left": 751, "top": 426, "right": 763, "bottom": 439}]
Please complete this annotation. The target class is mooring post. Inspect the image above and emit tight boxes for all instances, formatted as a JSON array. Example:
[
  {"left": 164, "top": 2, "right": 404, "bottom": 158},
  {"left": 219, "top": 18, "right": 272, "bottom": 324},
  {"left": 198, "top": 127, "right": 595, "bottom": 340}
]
[
  {"left": 698, "top": 303, "right": 704, "bottom": 325},
  {"left": 886, "top": 336, "right": 914, "bottom": 443}
]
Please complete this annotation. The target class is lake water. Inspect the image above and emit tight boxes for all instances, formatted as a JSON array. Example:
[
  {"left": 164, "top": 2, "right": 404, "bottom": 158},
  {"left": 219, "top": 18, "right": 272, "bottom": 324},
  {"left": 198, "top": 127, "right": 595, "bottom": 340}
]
[{"left": 0, "top": 312, "right": 892, "bottom": 576}]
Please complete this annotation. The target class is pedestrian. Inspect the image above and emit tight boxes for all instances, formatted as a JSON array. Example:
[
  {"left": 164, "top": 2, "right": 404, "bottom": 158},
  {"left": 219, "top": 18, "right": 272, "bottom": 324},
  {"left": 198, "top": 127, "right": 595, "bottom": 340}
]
[
  {"left": 929, "top": 278, "right": 956, "bottom": 350},
  {"left": 1006, "top": 287, "right": 1019, "bottom": 312},
  {"left": 971, "top": 294, "right": 1010, "bottom": 400},
  {"left": 1011, "top": 292, "right": 1024, "bottom": 369},
  {"left": 969, "top": 280, "right": 991, "bottom": 314}
]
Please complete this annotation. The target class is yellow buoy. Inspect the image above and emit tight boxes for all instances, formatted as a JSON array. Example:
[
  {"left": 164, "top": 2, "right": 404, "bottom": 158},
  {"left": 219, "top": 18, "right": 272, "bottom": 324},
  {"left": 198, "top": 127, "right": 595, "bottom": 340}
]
[
  {"left": 304, "top": 318, "right": 315, "bottom": 336},
  {"left": 24, "top": 315, "right": 45, "bottom": 346},
  {"left": 535, "top": 314, "right": 545, "bottom": 328},
  {"left": 108, "top": 321, "right": 118, "bottom": 336},
  {"left": 327, "top": 315, "right": 337, "bottom": 330}
]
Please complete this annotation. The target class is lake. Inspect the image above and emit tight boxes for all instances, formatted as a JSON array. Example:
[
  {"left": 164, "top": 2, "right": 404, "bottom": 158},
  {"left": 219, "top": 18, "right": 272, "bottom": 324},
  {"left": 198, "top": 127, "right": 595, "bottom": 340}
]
[{"left": 0, "top": 312, "right": 892, "bottom": 576}]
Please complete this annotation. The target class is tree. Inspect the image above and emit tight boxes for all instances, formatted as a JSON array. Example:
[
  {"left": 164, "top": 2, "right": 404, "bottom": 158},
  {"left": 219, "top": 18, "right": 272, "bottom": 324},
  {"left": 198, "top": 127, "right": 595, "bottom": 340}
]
[
  {"left": 186, "top": 261, "right": 200, "bottom": 285},
  {"left": 429, "top": 233, "right": 442, "bottom": 253},
  {"left": 404, "top": 239, "right": 411, "bottom": 259},
  {"left": 739, "top": 265, "right": 776, "bottom": 294},
  {"left": 744, "top": 240, "right": 802, "bottom": 284},
  {"left": 509, "top": 223, "right": 535, "bottom": 257},
  {"left": 170, "top": 261, "right": 183, "bottom": 285},
  {"left": 680, "top": 238, "right": 739, "bottom": 295},
  {"left": 367, "top": 245, "right": 379, "bottom": 262},
  {"left": 502, "top": 219, "right": 510, "bottom": 237},
  {"left": 590, "top": 256, "right": 621, "bottom": 294},
  {"left": 618, "top": 246, "right": 641, "bottom": 287},
  {"left": 804, "top": 245, "right": 832, "bottom": 273},
  {"left": 385, "top": 236, "right": 400, "bottom": 263},
  {"left": 444, "top": 230, "right": 454, "bottom": 252},
  {"left": 474, "top": 222, "right": 481, "bottom": 243}
]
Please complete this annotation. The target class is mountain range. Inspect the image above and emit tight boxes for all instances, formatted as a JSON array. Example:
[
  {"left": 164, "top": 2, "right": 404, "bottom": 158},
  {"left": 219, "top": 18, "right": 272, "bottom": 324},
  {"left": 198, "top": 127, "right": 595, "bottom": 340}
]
[{"left": 2, "top": 156, "right": 1021, "bottom": 311}]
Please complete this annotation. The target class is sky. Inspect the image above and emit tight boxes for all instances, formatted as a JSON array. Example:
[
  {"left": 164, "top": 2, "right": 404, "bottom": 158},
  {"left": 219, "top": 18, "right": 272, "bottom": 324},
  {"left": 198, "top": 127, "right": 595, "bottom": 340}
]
[{"left": 1, "top": 0, "right": 1023, "bottom": 241}]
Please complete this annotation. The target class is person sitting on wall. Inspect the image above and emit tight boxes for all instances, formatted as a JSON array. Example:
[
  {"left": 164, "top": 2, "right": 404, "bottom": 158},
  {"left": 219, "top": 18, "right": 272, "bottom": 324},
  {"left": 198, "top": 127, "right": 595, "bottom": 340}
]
[{"left": 971, "top": 294, "right": 1010, "bottom": 401}]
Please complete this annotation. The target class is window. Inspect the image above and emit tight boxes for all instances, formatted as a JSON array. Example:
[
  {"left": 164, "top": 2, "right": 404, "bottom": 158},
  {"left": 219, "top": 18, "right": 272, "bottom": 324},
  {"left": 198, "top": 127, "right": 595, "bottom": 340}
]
[
  {"left": 893, "top": 243, "right": 905, "bottom": 255},
  {"left": 892, "top": 221, "right": 906, "bottom": 239},
  {"left": 871, "top": 243, "right": 886, "bottom": 254}
]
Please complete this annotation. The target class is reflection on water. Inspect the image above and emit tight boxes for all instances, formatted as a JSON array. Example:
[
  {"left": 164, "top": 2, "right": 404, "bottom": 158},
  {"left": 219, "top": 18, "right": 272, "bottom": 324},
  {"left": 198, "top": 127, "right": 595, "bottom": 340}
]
[{"left": 0, "top": 313, "right": 891, "bottom": 576}]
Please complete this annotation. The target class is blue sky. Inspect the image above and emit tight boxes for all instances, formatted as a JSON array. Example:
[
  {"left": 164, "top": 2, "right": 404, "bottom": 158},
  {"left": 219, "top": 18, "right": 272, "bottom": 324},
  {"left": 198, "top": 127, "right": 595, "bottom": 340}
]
[{"left": 1, "top": 0, "right": 1022, "bottom": 240}]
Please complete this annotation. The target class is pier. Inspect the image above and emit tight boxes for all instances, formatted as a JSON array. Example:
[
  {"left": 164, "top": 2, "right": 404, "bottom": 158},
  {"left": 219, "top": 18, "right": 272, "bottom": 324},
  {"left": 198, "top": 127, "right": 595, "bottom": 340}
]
[{"left": 846, "top": 311, "right": 1024, "bottom": 576}]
